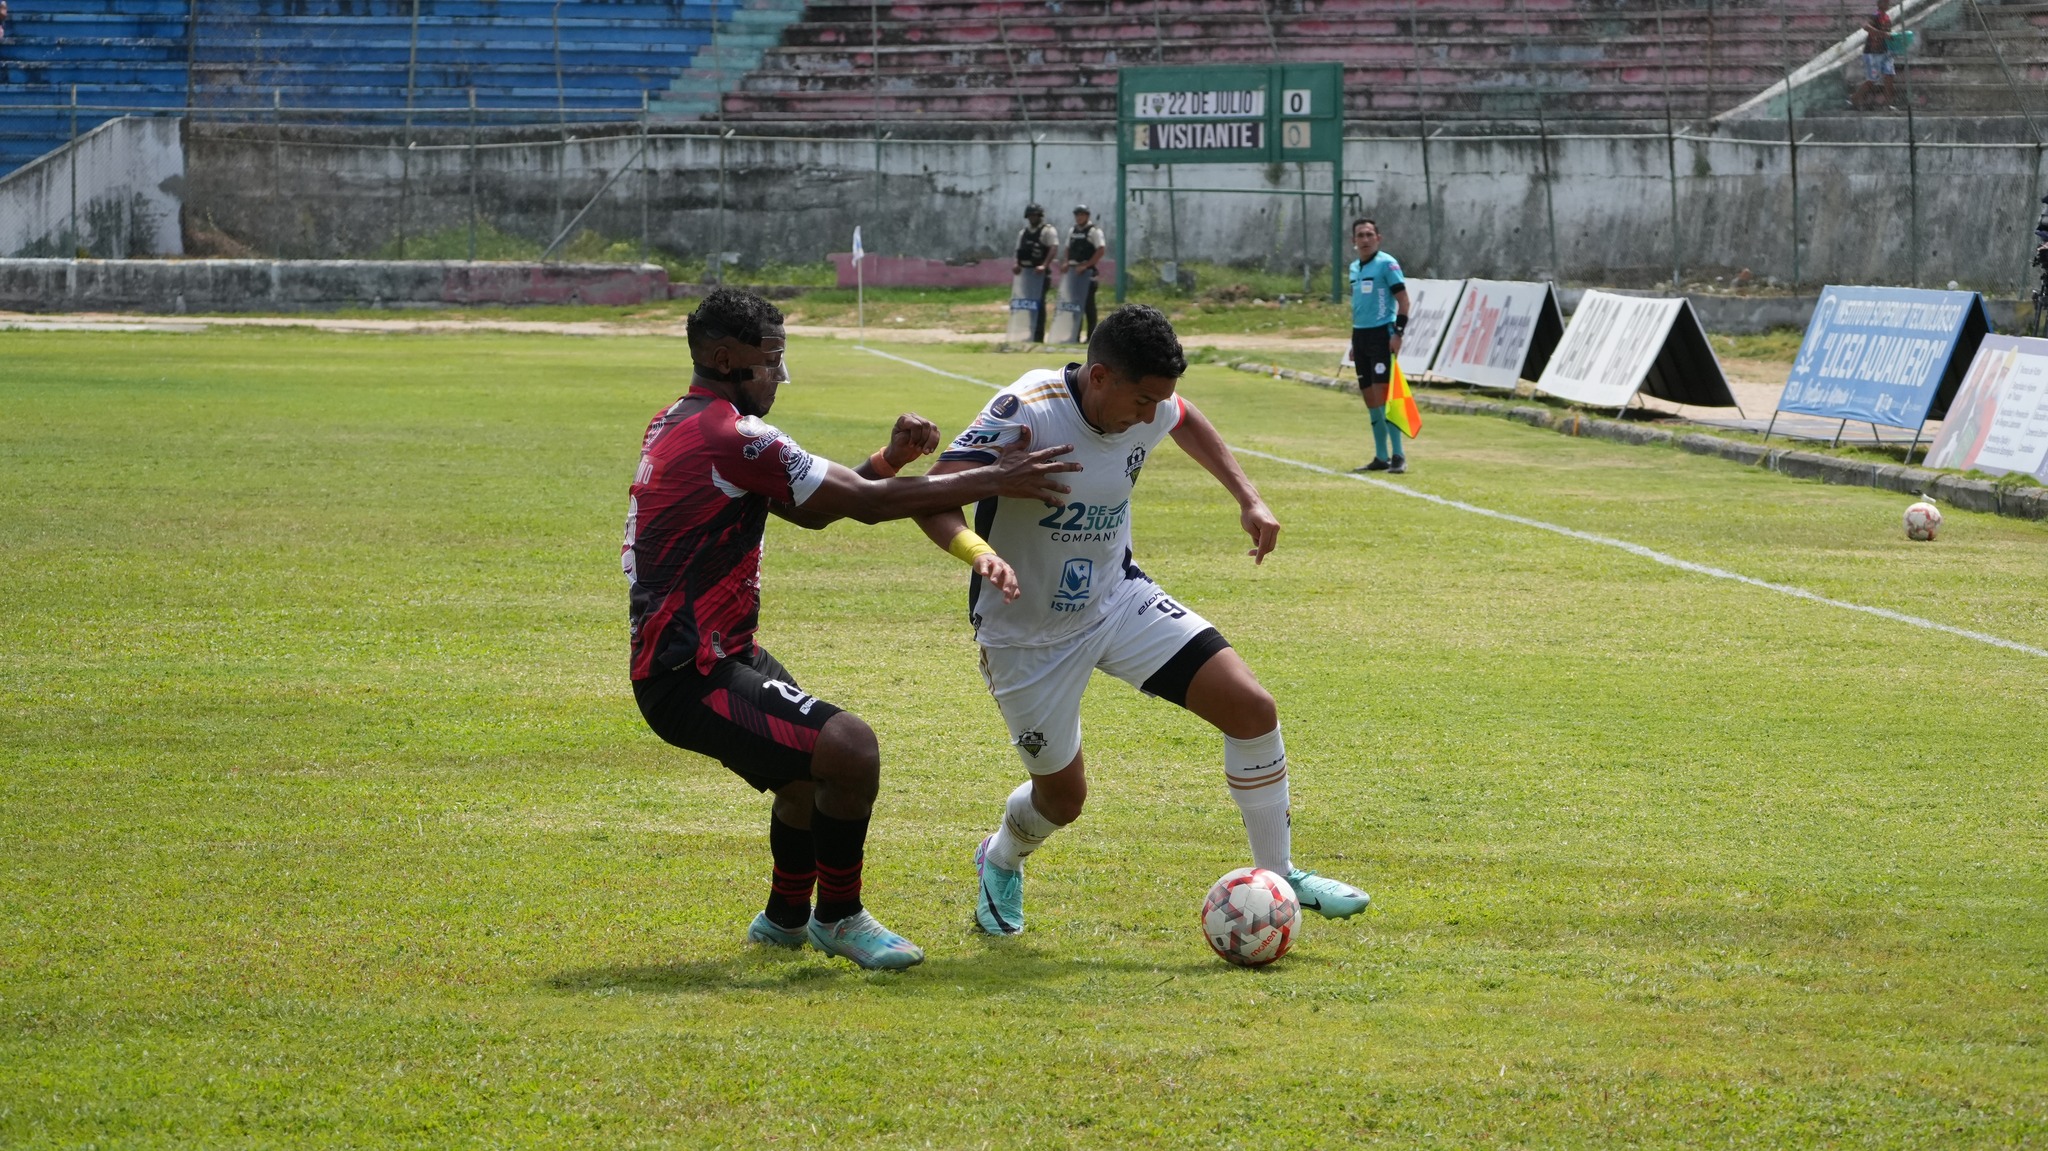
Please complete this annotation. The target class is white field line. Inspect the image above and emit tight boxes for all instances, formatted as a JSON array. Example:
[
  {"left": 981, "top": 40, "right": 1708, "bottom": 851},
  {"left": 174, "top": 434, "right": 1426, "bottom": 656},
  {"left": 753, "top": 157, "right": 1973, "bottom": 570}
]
[{"left": 856, "top": 344, "right": 2048, "bottom": 662}]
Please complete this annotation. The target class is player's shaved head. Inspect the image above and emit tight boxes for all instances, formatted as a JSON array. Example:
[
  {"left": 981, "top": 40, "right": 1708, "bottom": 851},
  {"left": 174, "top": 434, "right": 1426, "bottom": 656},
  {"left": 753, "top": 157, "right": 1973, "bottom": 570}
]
[
  {"left": 1087, "top": 305, "right": 1186, "bottom": 383},
  {"left": 686, "top": 288, "right": 784, "bottom": 359}
]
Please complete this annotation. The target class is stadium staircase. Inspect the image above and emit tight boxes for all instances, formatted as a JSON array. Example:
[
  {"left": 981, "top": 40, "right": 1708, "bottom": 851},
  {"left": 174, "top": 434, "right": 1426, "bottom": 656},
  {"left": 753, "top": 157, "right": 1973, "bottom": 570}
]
[
  {"left": 1882, "top": 0, "right": 2048, "bottom": 118},
  {"left": 708, "top": 0, "right": 1864, "bottom": 124},
  {"left": 0, "top": 0, "right": 738, "bottom": 177}
]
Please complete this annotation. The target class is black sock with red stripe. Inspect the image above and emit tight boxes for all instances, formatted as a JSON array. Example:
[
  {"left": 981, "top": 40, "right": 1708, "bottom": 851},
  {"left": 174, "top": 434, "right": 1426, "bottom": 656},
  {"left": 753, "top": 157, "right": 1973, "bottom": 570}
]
[
  {"left": 765, "top": 813, "right": 815, "bottom": 930},
  {"left": 810, "top": 808, "right": 869, "bottom": 924}
]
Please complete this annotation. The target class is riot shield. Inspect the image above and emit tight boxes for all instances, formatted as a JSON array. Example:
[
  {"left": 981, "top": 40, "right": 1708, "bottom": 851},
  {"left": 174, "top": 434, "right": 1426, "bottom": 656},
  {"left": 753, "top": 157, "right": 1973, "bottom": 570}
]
[
  {"left": 1007, "top": 270, "right": 1046, "bottom": 343},
  {"left": 1048, "top": 269, "right": 1091, "bottom": 344}
]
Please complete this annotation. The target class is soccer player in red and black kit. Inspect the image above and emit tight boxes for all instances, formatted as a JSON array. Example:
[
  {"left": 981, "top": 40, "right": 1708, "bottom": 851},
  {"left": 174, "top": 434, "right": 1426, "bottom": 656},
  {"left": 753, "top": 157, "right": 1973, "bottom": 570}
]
[{"left": 624, "top": 289, "right": 1078, "bottom": 969}]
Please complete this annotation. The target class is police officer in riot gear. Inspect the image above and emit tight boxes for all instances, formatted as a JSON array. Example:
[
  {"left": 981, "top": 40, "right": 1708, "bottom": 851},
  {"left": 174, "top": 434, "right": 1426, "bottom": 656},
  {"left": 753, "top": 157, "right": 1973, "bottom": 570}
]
[
  {"left": 1014, "top": 204, "right": 1060, "bottom": 342},
  {"left": 1063, "top": 204, "right": 1108, "bottom": 341}
]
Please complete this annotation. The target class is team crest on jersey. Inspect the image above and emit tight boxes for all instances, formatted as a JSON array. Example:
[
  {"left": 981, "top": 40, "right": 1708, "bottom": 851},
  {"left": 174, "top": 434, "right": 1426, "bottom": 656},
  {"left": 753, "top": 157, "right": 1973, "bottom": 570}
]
[
  {"left": 991, "top": 393, "right": 1020, "bottom": 419},
  {"left": 1125, "top": 444, "right": 1148, "bottom": 483},
  {"left": 1016, "top": 730, "right": 1047, "bottom": 757},
  {"left": 1052, "top": 557, "right": 1093, "bottom": 612}
]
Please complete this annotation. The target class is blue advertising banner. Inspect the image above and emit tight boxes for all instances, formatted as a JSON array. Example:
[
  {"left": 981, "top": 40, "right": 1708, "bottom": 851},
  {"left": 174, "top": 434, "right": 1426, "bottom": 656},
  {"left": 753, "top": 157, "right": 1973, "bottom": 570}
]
[{"left": 1776, "top": 286, "right": 1992, "bottom": 430}]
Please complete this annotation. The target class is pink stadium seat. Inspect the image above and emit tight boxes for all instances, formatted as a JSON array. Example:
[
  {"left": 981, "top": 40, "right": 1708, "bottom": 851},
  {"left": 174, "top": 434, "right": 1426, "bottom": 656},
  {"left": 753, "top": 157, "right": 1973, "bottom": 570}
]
[{"left": 706, "top": 0, "right": 1877, "bottom": 123}]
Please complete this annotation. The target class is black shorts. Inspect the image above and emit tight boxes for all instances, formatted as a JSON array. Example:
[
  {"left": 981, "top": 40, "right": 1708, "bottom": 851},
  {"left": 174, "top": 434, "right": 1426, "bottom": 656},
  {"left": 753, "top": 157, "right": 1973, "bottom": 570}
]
[
  {"left": 632, "top": 646, "right": 844, "bottom": 792},
  {"left": 1351, "top": 326, "right": 1393, "bottom": 388}
]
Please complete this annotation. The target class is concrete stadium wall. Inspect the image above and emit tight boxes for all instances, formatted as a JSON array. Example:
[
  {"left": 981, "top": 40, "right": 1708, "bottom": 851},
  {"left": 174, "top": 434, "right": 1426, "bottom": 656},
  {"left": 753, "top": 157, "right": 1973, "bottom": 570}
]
[
  {"left": 0, "top": 118, "right": 185, "bottom": 259},
  {"left": 169, "top": 119, "right": 2048, "bottom": 297},
  {"left": 0, "top": 259, "right": 669, "bottom": 313}
]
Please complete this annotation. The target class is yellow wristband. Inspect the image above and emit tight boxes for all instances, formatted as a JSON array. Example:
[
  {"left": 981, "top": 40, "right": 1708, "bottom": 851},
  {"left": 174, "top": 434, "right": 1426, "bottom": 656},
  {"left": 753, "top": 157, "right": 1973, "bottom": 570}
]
[
  {"left": 946, "top": 528, "right": 996, "bottom": 565},
  {"left": 867, "top": 449, "right": 899, "bottom": 478}
]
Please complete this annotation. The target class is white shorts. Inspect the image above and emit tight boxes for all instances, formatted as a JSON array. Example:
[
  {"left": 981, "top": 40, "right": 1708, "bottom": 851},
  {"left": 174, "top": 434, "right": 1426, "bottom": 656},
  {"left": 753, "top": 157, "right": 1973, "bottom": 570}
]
[{"left": 977, "top": 577, "right": 1219, "bottom": 773}]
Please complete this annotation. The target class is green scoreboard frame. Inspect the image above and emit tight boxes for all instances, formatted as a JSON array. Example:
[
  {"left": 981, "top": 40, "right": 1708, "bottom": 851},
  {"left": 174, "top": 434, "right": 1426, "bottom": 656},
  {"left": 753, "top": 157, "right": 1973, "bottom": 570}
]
[{"left": 1115, "top": 63, "right": 1347, "bottom": 303}]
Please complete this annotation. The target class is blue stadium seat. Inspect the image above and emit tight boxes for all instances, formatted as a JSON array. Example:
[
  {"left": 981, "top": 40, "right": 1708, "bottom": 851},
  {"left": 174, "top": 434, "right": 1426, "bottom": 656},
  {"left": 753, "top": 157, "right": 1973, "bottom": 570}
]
[{"left": 0, "top": 0, "right": 736, "bottom": 178}]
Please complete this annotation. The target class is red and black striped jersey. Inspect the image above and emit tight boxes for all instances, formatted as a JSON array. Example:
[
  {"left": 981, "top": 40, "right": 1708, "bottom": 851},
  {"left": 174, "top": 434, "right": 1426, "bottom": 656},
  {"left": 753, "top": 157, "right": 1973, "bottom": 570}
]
[{"left": 622, "top": 387, "right": 827, "bottom": 680}]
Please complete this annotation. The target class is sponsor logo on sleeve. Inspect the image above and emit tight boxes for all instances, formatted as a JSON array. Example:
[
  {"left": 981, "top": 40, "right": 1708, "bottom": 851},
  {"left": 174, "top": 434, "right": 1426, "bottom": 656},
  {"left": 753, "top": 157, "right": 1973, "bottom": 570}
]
[
  {"left": 735, "top": 415, "right": 784, "bottom": 460},
  {"left": 778, "top": 441, "right": 815, "bottom": 489},
  {"left": 953, "top": 427, "right": 1006, "bottom": 450},
  {"left": 991, "top": 393, "right": 1021, "bottom": 419}
]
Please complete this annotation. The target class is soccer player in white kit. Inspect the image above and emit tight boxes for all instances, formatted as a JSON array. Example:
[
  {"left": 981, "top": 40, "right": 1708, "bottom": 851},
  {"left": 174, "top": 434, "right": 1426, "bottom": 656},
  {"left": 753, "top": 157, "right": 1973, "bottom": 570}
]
[{"left": 914, "top": 305, "right": 1371, "bottom": 935}]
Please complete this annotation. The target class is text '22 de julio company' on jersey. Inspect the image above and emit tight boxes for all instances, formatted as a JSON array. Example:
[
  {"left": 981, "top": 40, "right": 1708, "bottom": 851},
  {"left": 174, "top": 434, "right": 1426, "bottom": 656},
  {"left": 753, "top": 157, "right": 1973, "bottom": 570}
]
[{"left": 937, "top": 363, "right": 1186, "bottom": 649}]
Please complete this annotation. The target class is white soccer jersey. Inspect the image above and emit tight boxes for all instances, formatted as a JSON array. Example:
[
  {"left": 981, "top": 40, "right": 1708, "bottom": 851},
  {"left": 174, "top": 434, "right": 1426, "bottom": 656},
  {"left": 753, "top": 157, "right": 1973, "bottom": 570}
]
[{"left": 938, "top": 364, "right": 1186, "bottom": 649}]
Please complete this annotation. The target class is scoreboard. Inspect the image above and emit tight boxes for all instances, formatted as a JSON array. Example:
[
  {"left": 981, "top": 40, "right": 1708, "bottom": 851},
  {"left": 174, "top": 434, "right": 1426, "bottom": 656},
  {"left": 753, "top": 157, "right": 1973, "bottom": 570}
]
[
  {"left": 1113, "top": 63, "right": 1348, "bottom": 302},
  {"left": 1117, "top": 64, "right": 1343, "bottom": 166}
]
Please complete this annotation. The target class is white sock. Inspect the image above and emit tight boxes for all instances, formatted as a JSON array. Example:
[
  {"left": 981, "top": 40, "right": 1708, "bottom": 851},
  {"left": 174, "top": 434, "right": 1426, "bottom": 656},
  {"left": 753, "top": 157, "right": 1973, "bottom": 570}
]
[
  {"left": 987, "top": 780, "right": 1060, "bottom": 871},
  {"left": 1225, "top": 727, "right": 1292, "bottom": 874}
]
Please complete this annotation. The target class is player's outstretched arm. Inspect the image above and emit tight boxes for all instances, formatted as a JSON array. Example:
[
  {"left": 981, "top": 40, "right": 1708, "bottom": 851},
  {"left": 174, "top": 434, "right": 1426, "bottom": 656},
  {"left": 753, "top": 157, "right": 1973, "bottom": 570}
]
[
  {"left": 794, "top": 425, "right": 1079, "bottom": 528},
  {"left": 910, "top": 462, "right": 1026, "bottom": 602},
  {"left": 1168, "top": 398, "right": 1280, "bottom": 564},
  {"left": 772, "top": 413, "right": 941, "bottom": 529}
]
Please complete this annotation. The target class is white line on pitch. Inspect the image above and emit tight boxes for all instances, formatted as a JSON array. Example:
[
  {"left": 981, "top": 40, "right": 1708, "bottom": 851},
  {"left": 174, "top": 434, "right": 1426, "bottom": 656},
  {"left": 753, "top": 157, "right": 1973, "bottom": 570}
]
[{"left": 854, "top": 344, "right": 2048, "bottom": 662}]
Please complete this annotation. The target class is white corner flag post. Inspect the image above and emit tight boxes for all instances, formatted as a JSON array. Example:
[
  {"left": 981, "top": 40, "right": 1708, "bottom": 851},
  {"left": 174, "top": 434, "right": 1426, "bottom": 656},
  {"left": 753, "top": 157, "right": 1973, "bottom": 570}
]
[{"left": 852, "top": 225, "right": 865, "bottom": 346}]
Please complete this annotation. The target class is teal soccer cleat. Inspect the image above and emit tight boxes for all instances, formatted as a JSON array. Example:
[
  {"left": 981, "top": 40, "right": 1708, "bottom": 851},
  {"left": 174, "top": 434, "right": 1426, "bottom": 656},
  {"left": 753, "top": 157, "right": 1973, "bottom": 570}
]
[
  {"left": 745, "top": 911, "right": 807, "bottom": 949},
  {"left": 1285, "top": 869, "right": 1371, "bottom": 919},
  {"left": 806, "top": 910, "right": 926, "bottom": 970},
  {"left": 974, "top": 834, "right": 1025, "bottom": 935}
]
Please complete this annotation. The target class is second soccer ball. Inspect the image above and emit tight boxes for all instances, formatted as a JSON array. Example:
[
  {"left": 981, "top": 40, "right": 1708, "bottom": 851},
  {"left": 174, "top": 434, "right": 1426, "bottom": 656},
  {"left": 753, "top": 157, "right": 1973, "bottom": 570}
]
[{"left": 1201, "top": 867, "right": 1302, "bottom": 967}]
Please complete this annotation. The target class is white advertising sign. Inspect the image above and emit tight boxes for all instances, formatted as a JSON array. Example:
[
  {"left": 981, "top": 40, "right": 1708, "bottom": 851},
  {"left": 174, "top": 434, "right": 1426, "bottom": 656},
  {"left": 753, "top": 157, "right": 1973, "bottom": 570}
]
[
  {"left": 1339, "top": 277, "right": 1463, "bottom": 374},
  {"left": 1400, "top": 278, "right": 1465, "bottom": 373},
  {"left": 1434, "top": 279, "right": 1563, "bottom": 390},
  {"left": 1924, "top": 335, "right": 2048, "bottom": 481},
  {"left": 1536, "top": 290, "right": 1735, "bottom": 410},
  {"left": 1537, "top": 291, "right": 1687, "bottom": 407}
]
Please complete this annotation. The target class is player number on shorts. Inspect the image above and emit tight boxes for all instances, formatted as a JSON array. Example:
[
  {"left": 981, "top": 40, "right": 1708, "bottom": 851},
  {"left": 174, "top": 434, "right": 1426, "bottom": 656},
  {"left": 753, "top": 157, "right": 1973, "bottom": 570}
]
[
  {"left": 1152, "top": 594, "right": 1188, "bottom": 620},
  {"left": 766, "top": 680, "right": 812, "bottom": 706}
]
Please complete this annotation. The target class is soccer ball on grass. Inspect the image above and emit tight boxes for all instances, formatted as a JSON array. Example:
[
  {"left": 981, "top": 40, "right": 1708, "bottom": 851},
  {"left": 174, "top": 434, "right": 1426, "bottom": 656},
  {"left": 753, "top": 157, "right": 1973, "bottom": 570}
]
[
  {"left": 1201, "top": 867, "right": 1301, "bottom": 967},
  {"left": 1904, "top": 500, "right": 1942, "bottom": 541}
]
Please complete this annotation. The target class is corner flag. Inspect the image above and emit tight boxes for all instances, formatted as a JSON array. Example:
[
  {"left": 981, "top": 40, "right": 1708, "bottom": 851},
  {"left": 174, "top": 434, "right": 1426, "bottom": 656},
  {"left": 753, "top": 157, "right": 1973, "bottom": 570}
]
[
  {"left": 1387, "top": 357, "right": 1422, "bottom": 438},
  {"left": 851, "top": 226, "right": 864, "bottom": 264}
]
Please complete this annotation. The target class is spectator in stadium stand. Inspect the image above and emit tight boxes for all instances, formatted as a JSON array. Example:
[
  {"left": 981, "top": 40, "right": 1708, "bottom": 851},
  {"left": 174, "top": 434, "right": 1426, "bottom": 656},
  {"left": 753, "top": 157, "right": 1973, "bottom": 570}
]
[
  {"left": 1063, "top": 204, "right": 1107, "bottom": 340},
  {"left": 1014, "top": 204, "right": 1060, "bottom": 342},
  {"left": 622, "top": 289, "right": 1080, "bottom": 970},
  {"left": 1347, "top": 218, "right": 1411, "bottom": 474},
  {"left": 1852, "top": 5, "right": 1897, "bottom": 112}
]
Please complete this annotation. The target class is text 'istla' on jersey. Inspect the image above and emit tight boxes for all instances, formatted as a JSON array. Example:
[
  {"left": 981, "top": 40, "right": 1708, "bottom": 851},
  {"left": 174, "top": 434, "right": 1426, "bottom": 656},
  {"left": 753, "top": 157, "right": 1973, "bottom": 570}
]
[{"left": 938, "top": 363, "right": 1186, "bottom": 649}]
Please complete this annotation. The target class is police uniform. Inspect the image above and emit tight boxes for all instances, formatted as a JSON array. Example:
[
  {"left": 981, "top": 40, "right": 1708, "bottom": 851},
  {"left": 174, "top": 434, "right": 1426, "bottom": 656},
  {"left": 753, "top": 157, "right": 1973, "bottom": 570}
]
[
  {"left": 1065, "top": 214, "right": 1107, "bottom": 339},
  {"left": 1016, "top": 218, "right": 1060, "bottom": 342}
]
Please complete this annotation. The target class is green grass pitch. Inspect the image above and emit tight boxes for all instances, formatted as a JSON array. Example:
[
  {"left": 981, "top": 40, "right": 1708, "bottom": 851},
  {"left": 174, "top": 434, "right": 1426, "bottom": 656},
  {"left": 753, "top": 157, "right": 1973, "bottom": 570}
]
[{"left": 3, "top": 328, "right": 2046, "bottom": 1147}]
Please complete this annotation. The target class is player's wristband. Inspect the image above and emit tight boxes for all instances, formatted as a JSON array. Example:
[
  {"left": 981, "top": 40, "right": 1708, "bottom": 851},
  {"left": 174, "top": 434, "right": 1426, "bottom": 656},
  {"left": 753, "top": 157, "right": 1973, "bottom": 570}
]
[
  {"left": 946, "top": 528, "right": 996, "bottom": 565},
  {"left": 867, "top": 449, "right": 900, "bottom": 478},
  {"left": 1392, "top": 314, "right": 1409, "bottom": 336}
]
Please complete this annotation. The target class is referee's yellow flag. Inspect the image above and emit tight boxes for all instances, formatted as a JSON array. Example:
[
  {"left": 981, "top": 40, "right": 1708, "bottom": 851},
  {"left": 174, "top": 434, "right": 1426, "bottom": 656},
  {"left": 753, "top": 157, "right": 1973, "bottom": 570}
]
[{"left": 1387, "top": 357, "right": 1422, "bottom": 439}]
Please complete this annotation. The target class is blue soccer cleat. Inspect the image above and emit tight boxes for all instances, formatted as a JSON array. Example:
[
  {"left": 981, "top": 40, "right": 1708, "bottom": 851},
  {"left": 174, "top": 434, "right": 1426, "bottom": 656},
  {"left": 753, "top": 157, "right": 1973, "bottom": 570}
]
[
  {"left": 806, "top": 909, "right": 926, "bottom": 970},
  {"left": 974, "top": 834, "right": 1025, "bottom": 936},
  {"left": 1285, "top": 868, "right": 1371, "bottom": 919},
  {"left": 745, "top": 911, "right": 808, "bottom": 949}
]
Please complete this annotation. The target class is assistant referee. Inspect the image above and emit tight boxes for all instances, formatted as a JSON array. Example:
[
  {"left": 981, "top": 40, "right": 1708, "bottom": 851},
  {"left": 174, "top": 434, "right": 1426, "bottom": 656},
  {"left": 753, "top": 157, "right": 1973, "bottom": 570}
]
[{"left": 1347, "top": 218, "right": 1410, "bottom": 474}]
